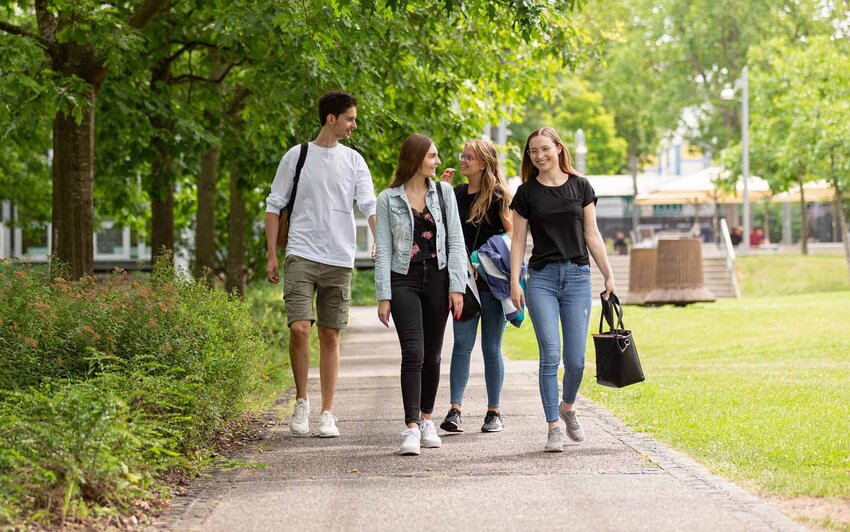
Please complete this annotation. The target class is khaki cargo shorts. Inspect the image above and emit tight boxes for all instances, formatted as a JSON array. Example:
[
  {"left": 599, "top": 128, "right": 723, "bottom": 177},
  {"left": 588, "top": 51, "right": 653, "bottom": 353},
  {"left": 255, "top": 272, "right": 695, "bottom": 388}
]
[{"left": 283, "top": 254, "right": 353, "bottom": 329}]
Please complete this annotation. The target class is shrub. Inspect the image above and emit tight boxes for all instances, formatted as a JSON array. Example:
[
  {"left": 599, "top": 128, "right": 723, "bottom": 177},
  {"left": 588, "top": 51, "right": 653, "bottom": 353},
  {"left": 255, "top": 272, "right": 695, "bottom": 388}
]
[{"left": 0, "top": 258, "right": 270, "bottom": 525}]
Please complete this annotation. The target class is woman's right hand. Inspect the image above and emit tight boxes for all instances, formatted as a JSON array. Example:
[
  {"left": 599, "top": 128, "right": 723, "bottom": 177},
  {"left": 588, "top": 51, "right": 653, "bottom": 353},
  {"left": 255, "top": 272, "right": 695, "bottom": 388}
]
[
  {"left": 377, "top": 300, "right": 391, "bottom": 327},
  {"left": 439, "top": 167, "right": 456, "bottom": 184},
  {"left": 510, "top": 281, "right": 525, "bottom": 310}
]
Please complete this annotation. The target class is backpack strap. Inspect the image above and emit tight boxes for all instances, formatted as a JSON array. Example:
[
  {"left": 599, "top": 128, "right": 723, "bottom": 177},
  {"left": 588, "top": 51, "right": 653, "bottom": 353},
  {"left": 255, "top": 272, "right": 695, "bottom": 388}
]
[{"left": 282, "top": 143, "right": 309, "bottom": 216}]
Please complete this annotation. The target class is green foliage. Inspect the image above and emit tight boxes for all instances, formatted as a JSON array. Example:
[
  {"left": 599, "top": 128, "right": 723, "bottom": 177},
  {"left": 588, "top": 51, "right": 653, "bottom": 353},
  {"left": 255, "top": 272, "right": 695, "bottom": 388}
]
[
  {"left": 351, "top": 267, "right": 377, "bottom": 306},
  {"left": 0, "top": 258, "right": 271, "bottom": 524},
  {"left": 509, "top": 75, "right": 628, "bottom": 175}
]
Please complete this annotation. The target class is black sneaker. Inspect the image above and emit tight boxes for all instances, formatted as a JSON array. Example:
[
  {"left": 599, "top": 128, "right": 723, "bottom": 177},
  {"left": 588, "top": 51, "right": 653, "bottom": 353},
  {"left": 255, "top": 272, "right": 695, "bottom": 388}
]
[
  {"left": 481, "top": 411, "right": 503, "bottom": 432},
  {"left": 440, "top": 408, "right": 464, "bottom": 433}
]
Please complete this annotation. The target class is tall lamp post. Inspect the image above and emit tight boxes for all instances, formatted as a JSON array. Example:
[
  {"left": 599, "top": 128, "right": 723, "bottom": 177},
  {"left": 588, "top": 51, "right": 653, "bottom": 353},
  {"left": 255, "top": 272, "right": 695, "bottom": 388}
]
[{"left": 721, "top": 66, "right": 750, "bottom": 253}]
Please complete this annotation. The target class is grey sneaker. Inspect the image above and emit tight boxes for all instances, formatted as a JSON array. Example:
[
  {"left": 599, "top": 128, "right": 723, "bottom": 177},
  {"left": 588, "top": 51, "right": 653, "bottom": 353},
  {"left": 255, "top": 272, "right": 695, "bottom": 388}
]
[
  {"left": 481, "top": 411, "right": 503, "bottom": 433},
  {"left": 559, "top": 404, "right": 585, "bottom": 442},
  {"left": 399, "top": 428, "right": 421, "bottom": 455},
  {"left": 290, "top": 398, "right": 310, "bottom": 437},
  {"left": 545, "top": 427, "right": 564, "bottom": 452},
  {"left": 420, "top": 419, "right": 442, "bottom": 448}
]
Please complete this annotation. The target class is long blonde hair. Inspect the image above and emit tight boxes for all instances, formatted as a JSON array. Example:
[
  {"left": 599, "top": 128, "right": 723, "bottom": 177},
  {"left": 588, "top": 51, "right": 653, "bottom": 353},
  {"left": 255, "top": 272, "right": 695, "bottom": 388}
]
[
  {"left": 465, "top": 139, "right": 511, "bottom": 226},
  {"left": 520, "top": 127, "right": 580, "bottom": 183}
]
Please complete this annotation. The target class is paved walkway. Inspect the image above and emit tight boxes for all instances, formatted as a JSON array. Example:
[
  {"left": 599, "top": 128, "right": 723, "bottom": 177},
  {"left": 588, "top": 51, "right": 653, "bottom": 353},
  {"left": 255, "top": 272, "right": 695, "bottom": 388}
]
[{"left": 154, "top": 307, "right": 803, "bottom": 531}]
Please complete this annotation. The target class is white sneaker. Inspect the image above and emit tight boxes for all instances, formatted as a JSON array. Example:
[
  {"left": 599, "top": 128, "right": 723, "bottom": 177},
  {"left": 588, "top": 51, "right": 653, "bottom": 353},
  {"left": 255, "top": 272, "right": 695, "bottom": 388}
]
[
  {"left": 318, "top": 411, "right": 340, "bottom": 438},
  {"left": 290, "top": 398, "right": 310, "bottom": 437},
  {"left": 420, "top": 419, "right": 442, "bottom": 448},
  {"left": 398, "top": 428, "right": 421, "bottom": 455}
]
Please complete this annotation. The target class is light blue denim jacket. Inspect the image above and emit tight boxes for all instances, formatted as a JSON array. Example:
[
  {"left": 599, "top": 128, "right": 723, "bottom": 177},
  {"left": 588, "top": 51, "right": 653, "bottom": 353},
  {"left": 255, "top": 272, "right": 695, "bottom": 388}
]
[{"left": 374, "top": 179, "right": 467, "bottom": 301}]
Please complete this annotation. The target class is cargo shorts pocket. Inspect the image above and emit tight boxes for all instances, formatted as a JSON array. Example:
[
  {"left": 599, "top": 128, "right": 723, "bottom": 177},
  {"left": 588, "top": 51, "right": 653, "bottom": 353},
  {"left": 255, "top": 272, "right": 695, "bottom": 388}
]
[
  {"left": 317, "top": 284, "right": 351, "bottom": 329},
  {"left": 283, "top": 281, "right": 316, "bottom": 326}
]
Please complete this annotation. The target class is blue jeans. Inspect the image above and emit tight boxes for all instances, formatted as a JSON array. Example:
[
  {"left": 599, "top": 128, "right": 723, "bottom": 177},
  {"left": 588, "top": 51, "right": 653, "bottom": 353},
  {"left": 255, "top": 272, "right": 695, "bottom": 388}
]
[
  {"left": 449, "top": 289, "right": 506, "bottom": 409},
  {"left": 526, "top": 261, "right": 592, "bottom": 423}
]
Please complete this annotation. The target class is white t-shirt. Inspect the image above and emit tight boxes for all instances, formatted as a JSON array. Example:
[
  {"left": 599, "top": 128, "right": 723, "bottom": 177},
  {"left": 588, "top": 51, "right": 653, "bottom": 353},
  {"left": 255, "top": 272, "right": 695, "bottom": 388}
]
[{"left": 265, "top": 142, "right": 377, "bottom": 268}]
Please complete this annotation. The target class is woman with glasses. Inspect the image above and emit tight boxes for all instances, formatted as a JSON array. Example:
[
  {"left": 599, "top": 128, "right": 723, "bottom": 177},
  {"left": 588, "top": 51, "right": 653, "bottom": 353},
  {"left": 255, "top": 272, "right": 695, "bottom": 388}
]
[
  {"left": 374, "top": 134, "right": 467, "bottom": 456},
  {"left": 438, "top": 139, "right": 513, "bottom": 434},
  {"left": 509, "top": 128, "right": 616, "bottom": 452}
]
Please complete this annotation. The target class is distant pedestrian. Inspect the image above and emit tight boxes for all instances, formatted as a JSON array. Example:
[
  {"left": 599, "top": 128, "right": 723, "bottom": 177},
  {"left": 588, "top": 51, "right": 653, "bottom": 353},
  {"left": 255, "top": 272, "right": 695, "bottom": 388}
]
[
  {"left": 730, "top": 226, "right": 743, "bottom": 246},
  {"left": 374, "top": 134, "right": 467, "bottom": 456},
  {"left": 750, "top": 226, "right": 764, "bottom": 247},
  {"left": 509, "top": 127, "right": 616, "bottom": 453},
  {"left": 613, "top": 230, "right": 629, "bottom": 255}
]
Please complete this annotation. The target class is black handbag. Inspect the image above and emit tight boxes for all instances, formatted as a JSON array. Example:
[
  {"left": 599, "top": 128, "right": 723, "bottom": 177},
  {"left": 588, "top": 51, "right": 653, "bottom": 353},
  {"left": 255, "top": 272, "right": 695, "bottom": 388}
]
[
  {"left": 592, "top": 292, "right": 645, "bottom": 388},
  {"left": 435, "top": 181, "right": 481, "bottom": 322}
]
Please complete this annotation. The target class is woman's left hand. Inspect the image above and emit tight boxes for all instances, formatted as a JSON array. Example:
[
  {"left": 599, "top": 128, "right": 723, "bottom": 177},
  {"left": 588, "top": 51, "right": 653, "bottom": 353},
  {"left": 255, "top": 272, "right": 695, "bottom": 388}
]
[
  {"left": 602, "top": 277, "right": 616, "bottom": 300},
  {"left": 449, "top": 292, "right": 464, "bottom": 321}
]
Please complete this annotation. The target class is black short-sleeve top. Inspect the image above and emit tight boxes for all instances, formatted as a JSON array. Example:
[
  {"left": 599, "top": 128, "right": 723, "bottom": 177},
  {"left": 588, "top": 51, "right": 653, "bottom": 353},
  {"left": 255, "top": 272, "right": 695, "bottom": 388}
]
[
  {"left": 509, "top": 175, "right": 597, "bottom": 269},
  {"left": 453, "top": 184, "right": 507, "bottom": 252}
]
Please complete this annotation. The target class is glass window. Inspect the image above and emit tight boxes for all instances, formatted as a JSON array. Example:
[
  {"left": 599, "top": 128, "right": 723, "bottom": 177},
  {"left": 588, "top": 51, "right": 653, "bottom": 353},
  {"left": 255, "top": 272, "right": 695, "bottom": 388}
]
[
  {"left": 21, "top": 224, "right": 49, "bottom": 257},
  {"left": 95, "top": 224, "right": 124, "bottom": 256}
]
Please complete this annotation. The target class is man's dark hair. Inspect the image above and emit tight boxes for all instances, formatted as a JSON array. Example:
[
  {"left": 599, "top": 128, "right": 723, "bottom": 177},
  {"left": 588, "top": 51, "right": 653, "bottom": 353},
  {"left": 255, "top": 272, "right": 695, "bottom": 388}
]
[{"left": 318, "top": 92, "right": 358, "bottom": 126}]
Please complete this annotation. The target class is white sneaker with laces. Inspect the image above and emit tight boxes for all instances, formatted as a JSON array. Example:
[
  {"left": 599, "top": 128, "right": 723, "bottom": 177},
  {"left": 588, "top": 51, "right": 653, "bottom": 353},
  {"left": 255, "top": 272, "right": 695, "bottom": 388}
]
[
  {"left": 318, "top": 410, "right": 340, "bottom": 438},
  {"left": 399, "top": 428, "right": 421, "bottom": 455},
  {"left": 290, "top": 398, "right": 310, "bottom": 437},
  {"left": 420, "top": 419, "right": 442, "bottom": 448}
]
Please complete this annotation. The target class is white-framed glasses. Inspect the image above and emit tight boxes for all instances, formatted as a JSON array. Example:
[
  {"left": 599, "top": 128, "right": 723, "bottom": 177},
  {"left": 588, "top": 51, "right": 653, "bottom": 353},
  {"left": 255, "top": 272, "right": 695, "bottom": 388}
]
[{"left": 458, "top": 153, "right": 475, "bottom": 162}]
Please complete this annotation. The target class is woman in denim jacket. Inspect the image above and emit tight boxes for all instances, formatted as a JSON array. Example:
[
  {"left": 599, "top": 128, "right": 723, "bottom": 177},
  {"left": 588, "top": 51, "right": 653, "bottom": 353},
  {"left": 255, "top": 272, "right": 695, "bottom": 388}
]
[{"left": 374, "top": 133, "right": 467, "bottom": 456}]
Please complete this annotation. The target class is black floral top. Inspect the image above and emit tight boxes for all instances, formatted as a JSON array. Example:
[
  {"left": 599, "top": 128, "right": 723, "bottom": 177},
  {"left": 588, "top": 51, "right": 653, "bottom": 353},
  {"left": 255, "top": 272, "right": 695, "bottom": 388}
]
[{"left": 410, "top": 207, "right": 438, "bottom": 263}]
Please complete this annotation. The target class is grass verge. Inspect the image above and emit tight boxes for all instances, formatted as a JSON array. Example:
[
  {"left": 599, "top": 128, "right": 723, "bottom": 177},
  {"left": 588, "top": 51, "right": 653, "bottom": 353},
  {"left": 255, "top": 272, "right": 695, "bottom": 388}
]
[{"left": 503, "top": 292, "right": 850, "bottom": 500}]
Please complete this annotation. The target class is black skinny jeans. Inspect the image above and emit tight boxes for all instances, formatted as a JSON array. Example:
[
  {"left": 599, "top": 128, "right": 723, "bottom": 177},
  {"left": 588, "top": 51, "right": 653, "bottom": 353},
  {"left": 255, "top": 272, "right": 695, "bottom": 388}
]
[{"left": 391, "top": 258, "right": 450, "bottom": 426}]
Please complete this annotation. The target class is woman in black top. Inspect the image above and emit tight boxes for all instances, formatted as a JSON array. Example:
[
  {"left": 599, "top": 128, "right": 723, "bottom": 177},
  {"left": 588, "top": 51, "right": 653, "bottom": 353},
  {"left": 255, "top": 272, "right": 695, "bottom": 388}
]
[
  {"left": 509, "top": 127, "right": 616, "bottom": 453},
  {"left": 437, "top": 139, "right": 513, "bottom": 434}
]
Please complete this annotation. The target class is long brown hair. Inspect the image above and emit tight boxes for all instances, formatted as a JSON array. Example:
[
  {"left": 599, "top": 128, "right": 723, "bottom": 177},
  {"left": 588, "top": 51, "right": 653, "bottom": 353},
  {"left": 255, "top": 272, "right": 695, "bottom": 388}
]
[
  {"left": 389, "top": 134, "right": 434, "bottom": 188},
  {"left": 520, "top": 127, "right": 580, "bottom": 183},
  {"left": 464, "top": 139, "right": 511, "bottom": 226}
]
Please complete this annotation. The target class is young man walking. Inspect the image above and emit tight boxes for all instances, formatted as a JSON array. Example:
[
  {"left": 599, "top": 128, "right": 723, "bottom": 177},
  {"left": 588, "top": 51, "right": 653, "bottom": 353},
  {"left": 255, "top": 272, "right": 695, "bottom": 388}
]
[{"left": 265, "top": 91, "right": 377, "bottom": 438}]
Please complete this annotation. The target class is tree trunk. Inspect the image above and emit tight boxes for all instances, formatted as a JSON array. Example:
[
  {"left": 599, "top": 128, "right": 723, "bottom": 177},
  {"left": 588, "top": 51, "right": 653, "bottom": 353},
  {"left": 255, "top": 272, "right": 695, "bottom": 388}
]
[
  {"left": 833, "top": 183, "right": 850, "bottom": 282},
  {"left": 150, "top": 133, "right": 174, "bottom": 260},
  {"left": 193, "top": 55, "right": 228, "bottom": 285},
  {"left": 628, "top": 147, "right": 640, "bottom": 243},
  {"left": 51, "top": 102, "right": 95, "bottom": 279},
  {"left": 225, "top": 161, "right": 247, "bottom": 296},
  {"left": 798, "top": 173, "right": 808, "bottom": 255},
  {"left": 194, "top": 144, "right": 220, "bottom": 285},
  {"left": 762, "top": 200, "right": 770, "bottom": 243}
]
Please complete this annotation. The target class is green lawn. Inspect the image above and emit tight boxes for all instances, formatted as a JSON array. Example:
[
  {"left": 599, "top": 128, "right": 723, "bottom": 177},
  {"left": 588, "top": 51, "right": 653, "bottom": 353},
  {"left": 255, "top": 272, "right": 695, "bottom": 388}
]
[
  {"left": 503, "top": 292, "right": 850, "bottom": 499},
  {"left": 737, "top": 254, "right": 850, "bottom": 297}
]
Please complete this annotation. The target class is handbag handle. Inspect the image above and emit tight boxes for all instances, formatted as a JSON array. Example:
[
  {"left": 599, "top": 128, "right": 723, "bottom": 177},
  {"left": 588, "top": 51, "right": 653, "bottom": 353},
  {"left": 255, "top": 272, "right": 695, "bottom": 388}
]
[{"left": 598, "top": 291, "right": 626, "bottom": 334}]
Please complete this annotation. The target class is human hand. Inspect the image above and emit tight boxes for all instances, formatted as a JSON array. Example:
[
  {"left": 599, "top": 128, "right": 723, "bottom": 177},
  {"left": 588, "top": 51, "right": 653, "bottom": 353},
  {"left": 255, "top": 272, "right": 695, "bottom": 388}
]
[
  {"left": 449, "top": 292, "right": 464, "bottom": 321},
  {"left": 602, "top": 277, "right": 616, "bottom": 300},
  {"left": 510, "top": 281, "right": 525, "bottom": 310},
  {"left": 439, "top": 168, "right": 456, "bottom": 184},
  {"left": 377, "top": 300, "right": 391, "bottom": 327},
  {"left": 371, "top": 241, "right": 376, "bottom": 262},
  {"left": 266, "top": 253, "right": 279, "bottom": 284}
]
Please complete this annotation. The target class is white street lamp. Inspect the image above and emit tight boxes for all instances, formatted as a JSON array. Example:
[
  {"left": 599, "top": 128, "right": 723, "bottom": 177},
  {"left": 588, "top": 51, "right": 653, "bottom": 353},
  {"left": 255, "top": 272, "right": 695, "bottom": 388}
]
[{"left": 721, "top": 66, "right": 750, "bottom": 253}]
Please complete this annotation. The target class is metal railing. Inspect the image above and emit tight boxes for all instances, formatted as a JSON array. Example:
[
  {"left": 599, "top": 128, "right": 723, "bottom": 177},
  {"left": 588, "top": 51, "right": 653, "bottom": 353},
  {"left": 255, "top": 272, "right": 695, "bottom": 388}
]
[{"left": 718, "top": 217, "right": 740, "bottom": 298}]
